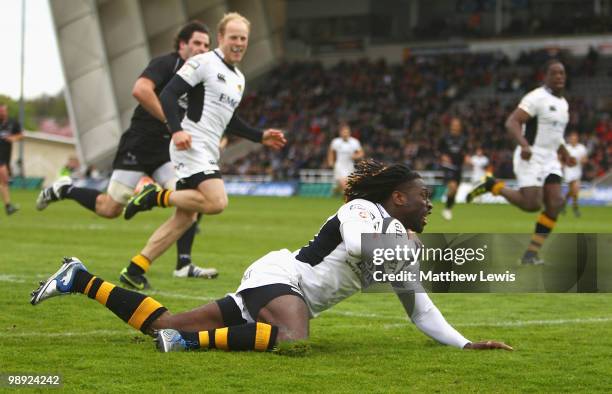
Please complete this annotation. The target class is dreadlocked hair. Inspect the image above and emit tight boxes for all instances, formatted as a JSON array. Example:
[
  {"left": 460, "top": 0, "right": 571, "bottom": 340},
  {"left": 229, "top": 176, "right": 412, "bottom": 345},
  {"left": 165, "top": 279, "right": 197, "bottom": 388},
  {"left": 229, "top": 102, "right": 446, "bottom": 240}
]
[{"left": 344, "top": 159, "right": 421, "bottom": 203}]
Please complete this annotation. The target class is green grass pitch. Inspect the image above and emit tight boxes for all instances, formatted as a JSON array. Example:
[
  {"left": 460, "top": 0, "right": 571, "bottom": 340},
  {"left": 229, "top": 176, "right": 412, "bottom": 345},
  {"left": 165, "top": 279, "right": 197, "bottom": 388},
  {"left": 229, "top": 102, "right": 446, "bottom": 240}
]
[{"left": 1, "top": 190, "right": 611, "bottom": 392}]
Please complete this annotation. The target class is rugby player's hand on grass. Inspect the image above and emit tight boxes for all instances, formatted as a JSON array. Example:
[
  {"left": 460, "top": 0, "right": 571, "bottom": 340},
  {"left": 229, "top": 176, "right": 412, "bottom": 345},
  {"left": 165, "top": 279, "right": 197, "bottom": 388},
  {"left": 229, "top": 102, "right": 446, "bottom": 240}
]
[
  {"left": 172, "top": 131, "right": 192, "bottom": 150},
  {"left": 464, "top": 341, "right": 514, "bottom": 351},
  {"left": 520, "top": 145, "right": 532, "bottom": 160},
  {"left": 262, "top": 129, "right": 287, "bottom": 150}
]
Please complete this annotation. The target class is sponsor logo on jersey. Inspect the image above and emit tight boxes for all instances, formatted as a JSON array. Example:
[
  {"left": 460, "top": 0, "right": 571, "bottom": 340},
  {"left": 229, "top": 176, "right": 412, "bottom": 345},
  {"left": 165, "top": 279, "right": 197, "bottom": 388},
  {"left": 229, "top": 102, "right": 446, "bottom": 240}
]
[
  {"left": 217, "top": 73, "right": 226, "bottom": 82},
  {"left": 219, "top": 93, "right": 239, "bottom": 109},
  {"left": 549, "top": 105, "right": 556, "bottom": 111}
]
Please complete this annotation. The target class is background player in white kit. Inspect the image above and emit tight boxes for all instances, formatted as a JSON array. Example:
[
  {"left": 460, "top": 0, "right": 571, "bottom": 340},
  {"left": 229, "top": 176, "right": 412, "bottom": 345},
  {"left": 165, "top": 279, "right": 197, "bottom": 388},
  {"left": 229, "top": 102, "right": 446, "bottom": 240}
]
[
  {"left": 563, "top": 131, "right": 588, "bottom": 217},
  {"left": 468, "top": 147, "right": 490, "bottom": 184},
  {"left": 467, "top": 60, "right": 576, "bottom": 265},
  {"left": 327, "top": 122, "right": 364, "bottom": 193},
  {"left": 119, "top": 13, "right": 286, "bottom": 287},
  {"left": 32, "top": 160, "right": 512, "bottom": 353}
]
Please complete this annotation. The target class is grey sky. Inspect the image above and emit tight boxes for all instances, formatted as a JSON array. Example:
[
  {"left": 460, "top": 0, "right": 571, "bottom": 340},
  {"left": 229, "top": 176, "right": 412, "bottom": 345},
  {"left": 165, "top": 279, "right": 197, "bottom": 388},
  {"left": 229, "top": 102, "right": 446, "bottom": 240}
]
[{"left": 0, "top": 0, "right": 64, "bottom": 99}]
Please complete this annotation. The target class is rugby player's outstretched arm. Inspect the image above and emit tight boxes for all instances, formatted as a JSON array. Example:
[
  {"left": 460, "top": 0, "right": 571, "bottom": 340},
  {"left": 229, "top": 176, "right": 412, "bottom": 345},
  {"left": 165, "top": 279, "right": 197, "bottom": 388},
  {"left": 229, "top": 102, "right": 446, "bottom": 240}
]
[
  {"left": 395, "top": 290, "right": 513, "bottom": 350},
  {"left": 226, "top": 114, "right": 287, "bottom": 150},
  {"left": 395, "top": 290, "right": 470, "bottom": 349}
]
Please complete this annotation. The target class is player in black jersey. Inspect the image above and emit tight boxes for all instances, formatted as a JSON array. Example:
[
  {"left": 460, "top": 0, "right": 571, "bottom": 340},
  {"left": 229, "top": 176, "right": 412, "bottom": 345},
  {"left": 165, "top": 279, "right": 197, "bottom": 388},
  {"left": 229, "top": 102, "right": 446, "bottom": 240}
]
[
  {"left": 0, "top": 104, "right": 23, "bottom": 215},
  {"left": 438, "top": 117, "right": 468, "bottom": 221},
  {"left": 35, "top": 21, "right": 217, "bottom": 287}
]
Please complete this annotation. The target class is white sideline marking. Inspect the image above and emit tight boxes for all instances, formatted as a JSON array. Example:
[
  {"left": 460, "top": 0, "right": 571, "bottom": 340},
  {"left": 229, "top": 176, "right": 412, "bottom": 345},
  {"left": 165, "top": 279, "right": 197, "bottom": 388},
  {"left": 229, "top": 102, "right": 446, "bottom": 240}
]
[
  {"left": 7, "top": 329, "right": 132, "bottom": 338},
  {"left": 382, "top": 317, "right": 612, "bottom": 329},
  {"left": 325, "top": 310, "right": 402, "bottom": 320},
  {"left": 0, "top": 274, "right": 26, "bottom": 283},
  {"left": 4, "top": 274, "right": 612, "bottom": 333},
  {"left": 7, "top": 317, "right": 612, "bottom": 339},
  {"left": 149, "top": 290, "right": 215, "bottom": 302}
]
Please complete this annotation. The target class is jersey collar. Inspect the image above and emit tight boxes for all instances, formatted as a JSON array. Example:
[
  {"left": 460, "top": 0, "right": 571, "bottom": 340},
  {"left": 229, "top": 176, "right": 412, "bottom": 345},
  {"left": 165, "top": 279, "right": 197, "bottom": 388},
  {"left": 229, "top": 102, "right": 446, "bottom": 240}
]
[
  {"left": 376, "top": 203, "right": 391, "bottom": 218},
  {"left": 213, "top": 48, "right": 237, "bottom": 74}
]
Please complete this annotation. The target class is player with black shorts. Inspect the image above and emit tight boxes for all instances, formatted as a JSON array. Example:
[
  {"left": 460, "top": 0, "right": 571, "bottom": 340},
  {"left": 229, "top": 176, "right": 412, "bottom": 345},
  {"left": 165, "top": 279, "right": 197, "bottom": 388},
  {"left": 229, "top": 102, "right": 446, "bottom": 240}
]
[
  {"left": 32, "top": 160, "right": 512, "bottom": 353},
  {"left": 117, "top": 13, "right": 287, "bottom": 290},
  {"left": 0, "top": 104, "right": 23, "bottom": 215},
  {"left": 438, "top": 117, "right": 468, "bottom": 221},
  {"left": 35, "top": 21, "right": 218, "bottom": 286}
]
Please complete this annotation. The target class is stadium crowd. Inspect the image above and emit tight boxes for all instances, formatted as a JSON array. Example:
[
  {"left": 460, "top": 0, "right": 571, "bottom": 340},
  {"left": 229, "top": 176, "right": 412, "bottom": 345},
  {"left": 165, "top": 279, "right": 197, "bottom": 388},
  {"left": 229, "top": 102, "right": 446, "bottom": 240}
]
[{"left": 224, "top": 49, "right": 611, "bottom": 181}]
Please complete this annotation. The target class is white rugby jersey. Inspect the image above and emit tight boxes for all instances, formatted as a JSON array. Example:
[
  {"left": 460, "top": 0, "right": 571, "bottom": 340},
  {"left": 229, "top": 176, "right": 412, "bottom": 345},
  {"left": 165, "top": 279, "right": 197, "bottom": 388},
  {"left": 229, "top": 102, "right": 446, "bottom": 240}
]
[
  {"left": 565, "top": 143, "right": 588, "bottom": 169},
  {"left": 294, "top": 199, "right": 405, "bottom": 313},
  {"left": 564, "top": 143, "right": 588, "bottom": 179},
  {"left": 470, "top": 154, "right": 489, "bottom": 183},
  {"left": 518, "top": 86, "right": 569, "bottom": 153},
  {"left": 291, "top": 198, "right": 469, "bottom": 348},
  {"left": 330, "top": 137, "right": 362, "bottom": 171},
  {"left": 176, "top": 49, "right": 245, "bottom": 165}
]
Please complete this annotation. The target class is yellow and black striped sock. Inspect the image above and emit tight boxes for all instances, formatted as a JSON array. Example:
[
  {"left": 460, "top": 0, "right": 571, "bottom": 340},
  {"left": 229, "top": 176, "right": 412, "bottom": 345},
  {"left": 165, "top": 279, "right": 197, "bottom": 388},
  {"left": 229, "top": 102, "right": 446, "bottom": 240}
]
[
  {"left": 154, "top": 189, "right": 172, "bottom": 208},
  {"left": 525, "top": 212, "right": 556, "bottom": 257},
  {"left": 127, "top": 254, "right": 151, "bottom": 276},
  {"left": 72, "top": 270, "right": 167, "bottom": 334},
  {"left": 491, "top": 181, "right": 505, "bottom": 196},
  {"left": 179, "top": 322, "right": 278, "bottom": 351}
]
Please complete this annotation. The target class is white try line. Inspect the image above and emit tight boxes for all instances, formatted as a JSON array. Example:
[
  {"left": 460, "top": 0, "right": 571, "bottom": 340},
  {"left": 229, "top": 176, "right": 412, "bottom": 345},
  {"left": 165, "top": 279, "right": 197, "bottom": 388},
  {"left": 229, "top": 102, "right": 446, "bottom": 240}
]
[
  {"left": 7, "top": 329, "right": 133, "bottom": 338},
  {"left": 382, "top": 317, "right": 612, "bottom": 329},
  {"left": 4, "top": 274, "right": 612, "bottom": 332},
  {"left": 7, "top": 317, "right": 612, "bottom": 339}
]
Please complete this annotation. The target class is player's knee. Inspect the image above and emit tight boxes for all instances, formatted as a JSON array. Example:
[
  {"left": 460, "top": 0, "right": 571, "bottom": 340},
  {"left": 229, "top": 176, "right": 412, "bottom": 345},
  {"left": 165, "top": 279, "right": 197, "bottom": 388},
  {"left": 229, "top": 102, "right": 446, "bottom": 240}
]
[
  {"left": 275, "top": 326, "right": 308, "bottom": 343},
  {"left": 204, "top": 196, "right": 228, "bottom": 215},
  {"left": 523, "top": 201, "right": 541, "bottom": 212},
  {"left": 96, "top": 195, "right": 123, "bottom": 218}
]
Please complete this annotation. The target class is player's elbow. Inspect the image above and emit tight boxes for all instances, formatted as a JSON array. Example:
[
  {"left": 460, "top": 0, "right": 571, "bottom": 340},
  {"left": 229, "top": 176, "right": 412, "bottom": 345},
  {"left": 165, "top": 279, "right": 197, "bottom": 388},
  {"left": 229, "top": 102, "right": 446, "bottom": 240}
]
[
  {"left": 504, "top": 118, "right": 515, "bottom": 132},
  {"left": 132, "top": 84, "right": 146, "bottom": 101}
]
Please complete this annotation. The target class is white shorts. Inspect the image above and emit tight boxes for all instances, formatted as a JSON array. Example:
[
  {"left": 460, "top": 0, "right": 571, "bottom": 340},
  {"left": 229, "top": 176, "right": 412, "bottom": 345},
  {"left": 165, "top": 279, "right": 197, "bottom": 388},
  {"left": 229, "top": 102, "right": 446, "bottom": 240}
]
[
  {"left": 227, "top": 249, "right": 305, "bottom": 322},
  {"left": 563, "top": 167, "right": 582, "bottom": 183},
  {"left": 334, "top": 165, "right": 354, "bottom": 181},
  {"left": 170, "top": 139, "right": 219, "bottom": 179},
  {"left": 107, "top": 163, "right": 177, "bottom": 204},
  {"left": 513, "top": 147, "right": 562, "bottom": 188}
]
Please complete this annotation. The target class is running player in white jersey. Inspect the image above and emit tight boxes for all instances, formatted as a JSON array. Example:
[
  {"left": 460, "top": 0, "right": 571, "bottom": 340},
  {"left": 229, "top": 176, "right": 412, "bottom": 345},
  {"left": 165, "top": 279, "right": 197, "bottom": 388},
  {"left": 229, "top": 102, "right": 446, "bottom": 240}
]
[
  {"left": 32, "top": 160, "right": 512, "bottom": 353},
  {"left": 118, "top": 13, "right": 287, "bottom": 288},
  {"left": 467, "top": 60, "right": 577, "bottom": 265},
  {"left": 36, "top": 22, "right": 218, "bottom": 287},
  {"left": 327, "top": 122, "right": 363, "bottom": 193},
  {"left": 468, "top": 147, "right": 489, "bottom": 184},
  {"left": 563, "top": 131, "right": 588, "bottom": 217}
]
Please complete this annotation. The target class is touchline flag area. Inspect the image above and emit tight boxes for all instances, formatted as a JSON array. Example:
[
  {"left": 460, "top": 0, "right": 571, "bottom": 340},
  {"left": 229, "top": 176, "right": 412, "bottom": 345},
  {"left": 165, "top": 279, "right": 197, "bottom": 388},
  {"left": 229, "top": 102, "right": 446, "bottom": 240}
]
[{"left": 362, "top": 233, "right": 607, "bottom": 293}]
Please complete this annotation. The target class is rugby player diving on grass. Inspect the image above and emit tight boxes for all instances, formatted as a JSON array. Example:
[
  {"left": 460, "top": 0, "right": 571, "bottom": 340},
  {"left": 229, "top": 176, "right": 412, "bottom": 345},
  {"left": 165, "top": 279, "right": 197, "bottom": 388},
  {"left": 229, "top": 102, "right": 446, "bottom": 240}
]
[{"left": 31, "top": 160, "right": 512, "bottom": 353}]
